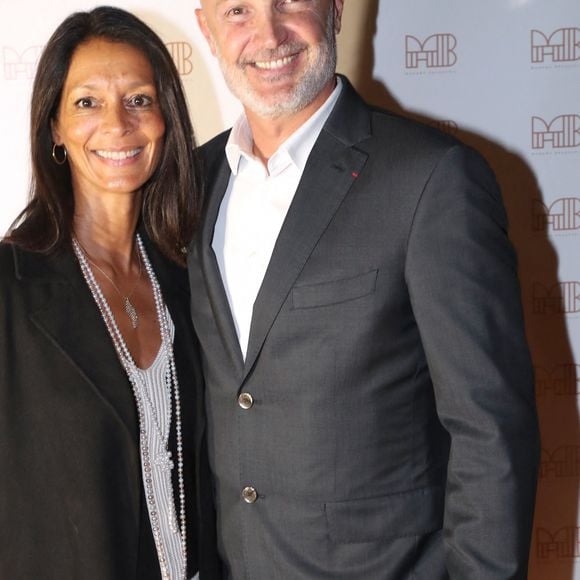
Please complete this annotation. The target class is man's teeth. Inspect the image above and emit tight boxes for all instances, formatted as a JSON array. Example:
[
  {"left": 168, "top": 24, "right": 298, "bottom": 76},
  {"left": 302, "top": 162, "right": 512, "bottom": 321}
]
[
  {"left": 254, "top": 55, "right": 295, "bottom": 70},
  {"left": 95, "top": 148, "right": 141, "bottom": 160}
]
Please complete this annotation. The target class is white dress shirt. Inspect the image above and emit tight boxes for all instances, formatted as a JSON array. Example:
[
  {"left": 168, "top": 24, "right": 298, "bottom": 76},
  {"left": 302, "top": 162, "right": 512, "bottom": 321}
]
[{"left": 212, "top": 78, "right": 343, "bottom": 358}]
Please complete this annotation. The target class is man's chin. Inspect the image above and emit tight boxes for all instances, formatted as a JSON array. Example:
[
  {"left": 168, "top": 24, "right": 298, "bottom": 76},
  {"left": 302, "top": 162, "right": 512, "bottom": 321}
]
[
  {"left": 244, "top": 99, "right": 304, "bottom": 119},
  {"left": 238, "top": 89, "right": 299, "bottom": 118}
]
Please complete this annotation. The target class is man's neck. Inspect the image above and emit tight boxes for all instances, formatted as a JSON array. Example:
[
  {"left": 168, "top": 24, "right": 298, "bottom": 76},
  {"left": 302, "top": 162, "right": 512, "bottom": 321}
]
[{"left": 246, "top": 78, "right": 337, "bottom": 166}]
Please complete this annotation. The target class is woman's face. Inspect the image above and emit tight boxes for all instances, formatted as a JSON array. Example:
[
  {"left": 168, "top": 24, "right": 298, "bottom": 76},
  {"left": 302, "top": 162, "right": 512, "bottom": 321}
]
[{"left": 52, "top": 38, "right": 165, "bottom": 200}]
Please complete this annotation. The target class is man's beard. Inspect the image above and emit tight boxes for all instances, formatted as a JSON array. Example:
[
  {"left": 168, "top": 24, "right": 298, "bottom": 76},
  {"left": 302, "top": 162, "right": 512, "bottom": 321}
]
[{"left": 216, "top": 9, "right": 337, "bottom": 119}]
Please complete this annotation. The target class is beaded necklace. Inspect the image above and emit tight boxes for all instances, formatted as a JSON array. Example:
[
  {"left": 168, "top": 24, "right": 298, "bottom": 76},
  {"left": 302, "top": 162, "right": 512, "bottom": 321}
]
[
  {"left": 72, "top": 234, "right": 186, "bottom": 579},
  {"left": 76, "top": 240, "right": 142, "bottom": 329}
]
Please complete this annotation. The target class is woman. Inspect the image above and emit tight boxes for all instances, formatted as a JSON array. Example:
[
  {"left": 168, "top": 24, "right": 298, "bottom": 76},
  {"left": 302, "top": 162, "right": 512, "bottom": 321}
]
[{"left": 0, "top": 7, "right": 220, "bottom": 579}]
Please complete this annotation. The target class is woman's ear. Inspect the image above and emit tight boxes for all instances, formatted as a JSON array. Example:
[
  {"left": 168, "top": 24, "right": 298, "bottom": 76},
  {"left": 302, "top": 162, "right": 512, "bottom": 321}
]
[{"left": 50, "top": 118, "right": 62, "bottom": 145}]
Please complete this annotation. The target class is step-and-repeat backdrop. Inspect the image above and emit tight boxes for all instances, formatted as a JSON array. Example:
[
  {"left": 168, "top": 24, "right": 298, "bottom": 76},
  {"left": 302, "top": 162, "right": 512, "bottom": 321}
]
[{"left": 1, "top": 1, "right": 578, "bottom": 577}]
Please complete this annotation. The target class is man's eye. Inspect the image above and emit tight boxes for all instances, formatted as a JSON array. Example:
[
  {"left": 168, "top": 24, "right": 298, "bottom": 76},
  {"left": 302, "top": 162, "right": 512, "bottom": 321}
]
[
  {"left": 226, "top": 6, "right": 246, "bottom": 19},
  {"left": 278, "top": 0, "right": 311, "bottom": 13}
]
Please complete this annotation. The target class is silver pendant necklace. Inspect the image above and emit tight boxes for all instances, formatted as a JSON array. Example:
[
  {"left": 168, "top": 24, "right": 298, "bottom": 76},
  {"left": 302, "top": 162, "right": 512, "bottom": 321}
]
[
  {"left": 74, "top": 239, "right": 142, "bottom": 328},
  {"left": 72, "top": 234, "right": 187, "bottom": 579}
]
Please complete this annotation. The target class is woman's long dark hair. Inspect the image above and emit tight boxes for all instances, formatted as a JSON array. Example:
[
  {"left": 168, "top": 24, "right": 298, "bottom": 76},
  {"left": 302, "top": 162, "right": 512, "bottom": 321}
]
[{"left": 6, "top": 6, "right": 201, "bottom": 265}]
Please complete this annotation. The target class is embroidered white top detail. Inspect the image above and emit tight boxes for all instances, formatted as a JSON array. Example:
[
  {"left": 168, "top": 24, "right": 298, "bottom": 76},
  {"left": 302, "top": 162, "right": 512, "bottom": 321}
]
[{"left": 135, "top": 316, "right": 185, "bottom": 580}]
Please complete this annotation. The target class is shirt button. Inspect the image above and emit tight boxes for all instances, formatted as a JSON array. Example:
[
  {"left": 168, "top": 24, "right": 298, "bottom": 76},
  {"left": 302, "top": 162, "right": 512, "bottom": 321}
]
[
  {"left": 242, "top": 486, "right": 258, "bottom": 504},
  {"left": 238, "top": 392, "right": 254, "bottom": 410}
]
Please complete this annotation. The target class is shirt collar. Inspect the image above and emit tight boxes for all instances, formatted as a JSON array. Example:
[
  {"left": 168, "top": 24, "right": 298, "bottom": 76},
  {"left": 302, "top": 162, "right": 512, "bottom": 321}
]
[{"left": 225, "top": 76, "right": 343, "bottom": 176}]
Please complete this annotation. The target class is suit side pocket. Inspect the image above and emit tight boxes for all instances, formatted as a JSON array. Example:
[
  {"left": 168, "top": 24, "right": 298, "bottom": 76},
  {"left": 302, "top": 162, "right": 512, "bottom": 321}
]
[{"left": 324, "top": 486, "right": 444, "bottom": 544}]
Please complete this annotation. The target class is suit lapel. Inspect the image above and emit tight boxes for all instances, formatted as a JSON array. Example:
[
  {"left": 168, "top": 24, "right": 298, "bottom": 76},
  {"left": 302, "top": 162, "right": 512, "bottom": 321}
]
[
  {"left": 198, "top": 78, "right": 372, "bottom": 383},
  {"left": 243, "top": 79, "right": 371, "bottom": 378},
  {"left": 243, "top": 137, "right": 368, "bottom": 378},
  {"left": 14, "top": 246, "right": 138, "bottom": 436},
  {"left": 199, "top": 151, "right": 245, "bottom": 377}
]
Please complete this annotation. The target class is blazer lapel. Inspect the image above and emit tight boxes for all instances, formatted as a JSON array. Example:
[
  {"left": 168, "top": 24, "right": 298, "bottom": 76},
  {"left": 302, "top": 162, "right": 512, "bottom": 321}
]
[
  {"left": 144, "top": 237, "right": 204, "bottom": 442},
  {"left": 243, "top": 79, "right": 371, "bottom": 378},
  {"left": 14, "top": 246, "right": 138, "bottom": 436},
  {"left": 199, "top": 151, "right": 245, "bottom": 377}
]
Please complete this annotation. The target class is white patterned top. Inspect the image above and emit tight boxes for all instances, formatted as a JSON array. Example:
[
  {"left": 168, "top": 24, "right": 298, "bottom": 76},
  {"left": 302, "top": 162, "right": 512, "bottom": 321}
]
[{"left": 135, "top": 313, "right": 187, "bottom": 580}]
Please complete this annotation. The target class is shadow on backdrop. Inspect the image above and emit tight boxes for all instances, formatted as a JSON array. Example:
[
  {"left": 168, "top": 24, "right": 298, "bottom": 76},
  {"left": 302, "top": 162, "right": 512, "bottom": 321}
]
[{"left": 340, "top": 2, "right": 579, "bottom": 579}]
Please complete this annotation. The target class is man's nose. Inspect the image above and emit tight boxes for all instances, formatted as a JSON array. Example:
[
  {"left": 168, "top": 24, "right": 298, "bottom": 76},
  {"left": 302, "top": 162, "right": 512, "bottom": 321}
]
[{"left": 256, "top": 9, "right": 289, "bottom": 49}]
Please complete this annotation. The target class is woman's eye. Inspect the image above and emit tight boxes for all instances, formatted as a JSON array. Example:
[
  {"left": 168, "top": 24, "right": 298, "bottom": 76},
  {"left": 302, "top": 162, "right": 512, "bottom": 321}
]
[
  {"left": 75, "top": 97, "right": 96, "bottom": 109},
  {"left": 127, "top": 94, "right": 153, "bottom": 108}
]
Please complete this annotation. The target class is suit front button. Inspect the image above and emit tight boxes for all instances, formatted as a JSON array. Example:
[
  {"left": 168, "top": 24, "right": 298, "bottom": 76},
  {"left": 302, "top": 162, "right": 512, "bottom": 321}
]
[
  {"left": 242, "top": 486, "right": 258, "bottom": 504},
  {"left": 238, "top": 392, "right": 254, "bottom": 410}
]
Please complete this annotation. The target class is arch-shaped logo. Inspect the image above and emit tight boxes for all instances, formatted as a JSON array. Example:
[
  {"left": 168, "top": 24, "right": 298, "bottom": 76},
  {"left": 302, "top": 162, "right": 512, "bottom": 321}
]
[
  {"left": 532, "top": 198, "right": 580, "bottom": 231},
  {"left": 532, "top": 28, "right": 580, "bottom": 63},
  {"left": 535, "top": 364, "right": 580, "bottom": 397},
  {"left": 405, "top": 34, "right": 457, "bottom": 69},
  {"left": 540, "top": 447, "right": 580, "bottom": 478},
  {"left": 165, "top": 41, "right": 193, "bottom": 76},
  {"left": 533, "top": 282, "right": 580, "bottom": 315},
  {"left": 536, "top": 527, "right": 580, "bottom": 559},
  {"left": 3, "top": 46, "right": 43, "bottom": 80},
  {"left": 532, "top": 115, "right": 580, "bottom": 149}
]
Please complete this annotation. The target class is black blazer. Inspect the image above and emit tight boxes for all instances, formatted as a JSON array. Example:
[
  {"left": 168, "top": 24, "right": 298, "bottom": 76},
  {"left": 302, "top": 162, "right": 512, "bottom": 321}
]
[
  {"left": 0, "top": 239, "right": 221, "bottom": 579},
  {"left": 189, "top": 77, "right": 540, "bottom": 579}
]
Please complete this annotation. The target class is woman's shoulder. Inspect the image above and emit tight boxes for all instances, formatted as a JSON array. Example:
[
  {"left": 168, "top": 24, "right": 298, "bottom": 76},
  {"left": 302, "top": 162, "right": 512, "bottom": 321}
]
[
  {"left": 0, "top": 242, "right": 16, "bottom": 276},
  {"left": 0, "top": 243, "right": 19, "bottom": 309},
  {"left": 0, "top": 242, "right": 53, "bottom": 286}
]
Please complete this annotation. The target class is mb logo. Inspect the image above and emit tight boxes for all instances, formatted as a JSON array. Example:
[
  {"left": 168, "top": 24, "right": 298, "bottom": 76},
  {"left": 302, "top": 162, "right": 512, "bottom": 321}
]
[
  {"left": 532, "top": 198, "right": 580, "bottom": 232},
  {"left": 2, "top": 46, "right": 43, "bottom": 80},
  {"left": 535, "top": 364, "right": 580, "bottom": 397},
  {"left": 540, "top": 447, "right": 580, "bottom": 478},
  {"left": 532, "top": 28, "right": 580, "bottom": 63},
  {"left": 533, "top": 282, "right": 580, "bottom": 314},
  {"left": 537, "top": 527, "right": 580, "bottom": 559},
  {"left": 532, "top": 115, "right": 580, "bottom": 149},
  {"left": 165, "top": 41, "right": 193, "bottom": 75},
  {"left": 405, "top": 34, "right": 457, "bottom": 69}
]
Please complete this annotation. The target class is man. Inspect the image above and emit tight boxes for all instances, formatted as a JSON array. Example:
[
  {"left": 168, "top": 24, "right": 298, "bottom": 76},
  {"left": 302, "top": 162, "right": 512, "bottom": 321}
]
[{"left": 189, "top": 1, "right": 540, "bottom": 578}]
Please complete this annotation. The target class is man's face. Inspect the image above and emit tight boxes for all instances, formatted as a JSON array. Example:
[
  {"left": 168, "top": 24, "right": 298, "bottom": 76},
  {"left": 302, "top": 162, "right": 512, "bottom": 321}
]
[{"left": 196, "top": 0, "right": 344, "bottom": 119}]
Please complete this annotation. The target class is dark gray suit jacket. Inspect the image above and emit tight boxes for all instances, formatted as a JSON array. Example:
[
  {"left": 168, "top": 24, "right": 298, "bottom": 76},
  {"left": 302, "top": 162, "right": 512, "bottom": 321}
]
[
  {"left": 0, "top": 239, "right": 222, "bottom": 579},
  {"left": 188, "top": 77, "right": 540, "bottom": 579}
]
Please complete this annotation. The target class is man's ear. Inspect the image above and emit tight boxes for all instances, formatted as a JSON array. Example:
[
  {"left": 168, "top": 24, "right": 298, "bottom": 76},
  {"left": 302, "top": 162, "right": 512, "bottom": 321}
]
[
  {"left": 333, "top": 0, "right": 345, "bottom": 34},
  {"left": 195, "top": 8, "right": 218, "bottom": 56}
]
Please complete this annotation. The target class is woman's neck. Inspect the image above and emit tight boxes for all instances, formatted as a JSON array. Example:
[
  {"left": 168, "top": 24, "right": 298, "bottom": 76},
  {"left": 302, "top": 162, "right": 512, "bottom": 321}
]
[{"left": 72, "top": 190, "right": 141, "bottom": 273}]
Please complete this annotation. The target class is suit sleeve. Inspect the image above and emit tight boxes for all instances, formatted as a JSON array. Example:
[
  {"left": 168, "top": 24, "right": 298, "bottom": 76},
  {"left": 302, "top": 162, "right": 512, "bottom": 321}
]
[{"left": 405, "top": 144, "right": 540, "bottom": 579}]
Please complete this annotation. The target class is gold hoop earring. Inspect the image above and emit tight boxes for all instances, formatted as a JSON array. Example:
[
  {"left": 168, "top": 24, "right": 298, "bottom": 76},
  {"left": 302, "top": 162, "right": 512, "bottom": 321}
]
[{"left": 51, "top": 143, "right": 67, "bottom": 165}]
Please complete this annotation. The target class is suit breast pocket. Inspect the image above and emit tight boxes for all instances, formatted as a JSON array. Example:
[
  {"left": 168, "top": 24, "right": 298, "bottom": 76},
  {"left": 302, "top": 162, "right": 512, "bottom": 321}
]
[{"left": 291, "top": 269, "right": 378, "bottom": 310}]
